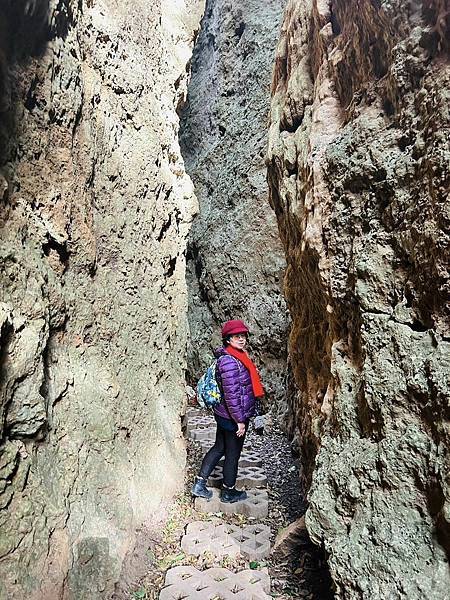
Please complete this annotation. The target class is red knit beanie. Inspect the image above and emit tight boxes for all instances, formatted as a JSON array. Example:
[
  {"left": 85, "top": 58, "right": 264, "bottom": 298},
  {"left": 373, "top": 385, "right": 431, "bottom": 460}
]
[{"left": 221, "top": 319, "right": 250, "bottom": 337}]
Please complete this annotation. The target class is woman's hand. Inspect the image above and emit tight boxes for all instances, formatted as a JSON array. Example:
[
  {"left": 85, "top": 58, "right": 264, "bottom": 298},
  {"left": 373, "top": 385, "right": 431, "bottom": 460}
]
[{"left": 236, "top": 422, "right": 246, "bottom": 437}]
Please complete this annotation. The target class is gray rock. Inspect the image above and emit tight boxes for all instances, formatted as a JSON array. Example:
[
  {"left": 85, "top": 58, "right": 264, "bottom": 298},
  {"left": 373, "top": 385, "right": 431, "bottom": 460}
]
[
  {"left": 179, "top": 0, "right": 289, "bottom": 410},
  {"left": 268, "top": 0, "right": 450, "bottom": 598},
  {"left": 0, "top": 0, "right": 205, "bottom": 597}
]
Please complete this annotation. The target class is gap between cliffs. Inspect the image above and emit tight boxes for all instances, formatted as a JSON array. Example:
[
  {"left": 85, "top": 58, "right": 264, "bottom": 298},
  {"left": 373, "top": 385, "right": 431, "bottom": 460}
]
[{"left": 173, "top": 0, "right": 335, "bottom": 599}]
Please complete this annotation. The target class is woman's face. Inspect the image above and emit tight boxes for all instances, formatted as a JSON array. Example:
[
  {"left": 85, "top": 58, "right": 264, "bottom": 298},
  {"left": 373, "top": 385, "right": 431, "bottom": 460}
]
[{"left": 228, "top": 333, "right": 247, "bottom": 351}]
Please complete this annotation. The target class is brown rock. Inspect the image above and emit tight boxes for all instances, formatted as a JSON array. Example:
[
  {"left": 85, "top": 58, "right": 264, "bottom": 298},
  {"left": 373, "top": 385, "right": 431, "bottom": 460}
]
[
  {"left": 268, "top": 0, "right": 450, "bottom": 598},
  {"left": 272, "top": 516, "right": 307, "bottom": 558}
]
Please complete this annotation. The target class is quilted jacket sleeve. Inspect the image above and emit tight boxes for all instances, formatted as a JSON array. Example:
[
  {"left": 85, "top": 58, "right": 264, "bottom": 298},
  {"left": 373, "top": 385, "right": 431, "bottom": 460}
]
[{"left": 217, "top": 355, "right": 244, "bottom": 423}]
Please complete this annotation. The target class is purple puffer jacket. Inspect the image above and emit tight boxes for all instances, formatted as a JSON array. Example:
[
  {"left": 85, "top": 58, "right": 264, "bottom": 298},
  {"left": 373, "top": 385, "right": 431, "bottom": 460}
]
[{"left": 213, "top": 347, "right": 256, "bottom": 423}]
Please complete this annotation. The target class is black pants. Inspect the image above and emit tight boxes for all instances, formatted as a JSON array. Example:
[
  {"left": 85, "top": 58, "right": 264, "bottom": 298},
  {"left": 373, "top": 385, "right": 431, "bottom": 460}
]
[{"left": 199, "top": 424, "right": 246, "bottom": 488}]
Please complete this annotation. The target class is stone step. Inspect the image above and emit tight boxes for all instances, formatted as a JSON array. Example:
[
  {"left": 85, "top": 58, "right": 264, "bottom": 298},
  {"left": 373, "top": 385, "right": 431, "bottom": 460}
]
[
  {"left": 185, "top": 414, "right": 216, "bottom": 436},
  {"left": 181, "top": 521, "right": 271, "bottom": 561},
  {"left": 218, "top": 449, "right": 262, "bottom": 468},
  {"left": 190, "top": 427, "right": 216, "bottom": 442},
  {"left": 181, "top": 522, "right": 240, "bottom": 558},
  {"left": 159, "top": 565, "right": 271, "bottom": 599},
  {"left": 208, "top": 465, "right": 267, "bottom": 489},
  {"left": 184, "top": 407, "right": 204, "bottom": 420},
  {"left": 196, "top": 439, "right": 263, "bottom": 468},
  {"left": 194, "top": 488, "right": 268, "bottom": 518},
  {"left": 183, "top": 407, "right": 209, "bottom": 428}
]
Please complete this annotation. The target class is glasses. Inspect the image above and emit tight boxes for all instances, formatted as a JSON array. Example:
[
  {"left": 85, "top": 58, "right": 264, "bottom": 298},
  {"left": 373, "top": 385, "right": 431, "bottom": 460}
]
[{"left": 231, "top": 334, "right": 247, "bottom": 340}]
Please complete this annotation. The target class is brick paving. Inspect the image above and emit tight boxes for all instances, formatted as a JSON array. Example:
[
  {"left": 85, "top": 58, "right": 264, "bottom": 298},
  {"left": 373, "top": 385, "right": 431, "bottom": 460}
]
[
  {"left": 194, "top": 488, "right": 269, "bottom": 518},
  {"left": 208, "top": 464, "right": 267, "bottom": 488},
  {"left": 159, "top": 409, "right": 272, "bottom": 598},
  {"left": 160, "top": 566, "right": 272, "bottom": 599},
  {"left": 181, "top": 521, "right": 271, "bottom": 561}
]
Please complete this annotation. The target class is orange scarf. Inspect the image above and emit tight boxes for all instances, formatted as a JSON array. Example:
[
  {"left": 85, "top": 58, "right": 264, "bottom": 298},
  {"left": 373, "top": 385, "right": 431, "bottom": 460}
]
[{"left": 226, "top": 346, "right": 265, "bottom": 398}]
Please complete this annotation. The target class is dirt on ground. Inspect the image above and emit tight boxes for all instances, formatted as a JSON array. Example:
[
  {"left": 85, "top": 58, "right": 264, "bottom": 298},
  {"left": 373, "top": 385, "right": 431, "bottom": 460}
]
[{"left": 125, "top": 414, "right": 334, "bottom": 599}]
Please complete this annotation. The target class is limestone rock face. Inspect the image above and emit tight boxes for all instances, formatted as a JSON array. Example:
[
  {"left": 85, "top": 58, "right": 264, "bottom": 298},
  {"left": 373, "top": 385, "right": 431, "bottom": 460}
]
[
  {"left": 267, "top": 1, "right": 450, "bottom": 597},
  {"left": 0, "top": 1, "right": 204, "bottom": 598},
  {"left": 180, "top": 0, "right": 289, "bottom": 407}
]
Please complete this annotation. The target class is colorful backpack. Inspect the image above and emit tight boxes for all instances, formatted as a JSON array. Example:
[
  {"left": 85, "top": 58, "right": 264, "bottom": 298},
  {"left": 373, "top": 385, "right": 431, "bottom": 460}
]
[{"left": 197, "top": 359, "right": 223, "bottom": 409}]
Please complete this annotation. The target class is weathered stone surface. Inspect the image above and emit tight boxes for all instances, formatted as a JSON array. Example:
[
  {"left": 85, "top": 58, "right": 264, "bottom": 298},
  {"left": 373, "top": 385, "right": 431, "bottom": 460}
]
[
  {"left": 268, "top": 0, "right": 450, "bottom": 598},
  {"left": 179, "top": 0, "right": 289, "bottom": 410},
  {"left": 271, "top": 516, "right": 307, "bottom": 558},
  {"left": 0, "top": 1, "right": 204, "bottom": 598}
]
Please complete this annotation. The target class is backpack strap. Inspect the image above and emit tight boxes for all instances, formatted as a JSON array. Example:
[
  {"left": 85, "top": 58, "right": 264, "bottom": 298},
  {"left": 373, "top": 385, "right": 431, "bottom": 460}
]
[{"left": 215, "top": 356, "right": 225, "bottom": 399}]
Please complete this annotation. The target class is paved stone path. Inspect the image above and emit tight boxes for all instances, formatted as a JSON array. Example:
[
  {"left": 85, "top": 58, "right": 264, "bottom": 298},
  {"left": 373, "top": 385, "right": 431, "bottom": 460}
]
[
  {"left": 160, "top": 566, "right": 272, "bottom": 599},
  {"left": 181, "top": 522, "right": 271, "bottom": 560},
  {"left": 159, "top": 408, "right": 272, "bottom": 598},
  {"left": 208, "top": 464, "right": 267, "bottom": 488}
]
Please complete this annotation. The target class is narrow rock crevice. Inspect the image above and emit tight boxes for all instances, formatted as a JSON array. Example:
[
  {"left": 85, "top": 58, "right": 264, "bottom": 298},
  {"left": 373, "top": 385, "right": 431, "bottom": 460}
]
[
  {"left": 179, "top": 0, "right": 289, "bottom": 413},
  {"left": 0, "top": 0, "right": 448, "bottom": 598}
]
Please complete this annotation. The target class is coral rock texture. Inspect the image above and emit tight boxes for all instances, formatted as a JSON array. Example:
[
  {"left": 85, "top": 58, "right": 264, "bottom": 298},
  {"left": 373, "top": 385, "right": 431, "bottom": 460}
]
[
  {"left": 0, "top": 0, "right": 204, "bottom": 598},
  {"left": 268, "top": 0, "right": 450, "bottom": 598},
  {"left": 180, "top": 0, "right": 289, "bottom": 406}
]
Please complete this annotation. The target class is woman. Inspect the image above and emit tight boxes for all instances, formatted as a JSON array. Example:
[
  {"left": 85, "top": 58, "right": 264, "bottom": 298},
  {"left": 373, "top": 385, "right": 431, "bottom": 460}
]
[{"left": 192, "top": 319, "right": 264, "bottom": 503}]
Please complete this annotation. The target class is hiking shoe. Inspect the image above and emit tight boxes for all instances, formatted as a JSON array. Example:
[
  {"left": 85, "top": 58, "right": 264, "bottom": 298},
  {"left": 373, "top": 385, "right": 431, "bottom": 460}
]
[
  {"left": 220, "top": 487, "right": 247, "bottom": 504},
  {"left": 191, "top": 477, "right": 213, "bottom": 499}
]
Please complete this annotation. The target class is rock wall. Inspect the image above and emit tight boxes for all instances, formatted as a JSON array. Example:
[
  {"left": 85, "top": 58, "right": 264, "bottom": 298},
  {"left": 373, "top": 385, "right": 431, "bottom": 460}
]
[
  {"left": 0, "top": 1, "right": 204, "bottom": 598},
  {"left": 268, "top": 0, "right": 449, "bottom": 597},
  {"left": 179, "top": 0, "right": 289, "bottom": 407}
]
